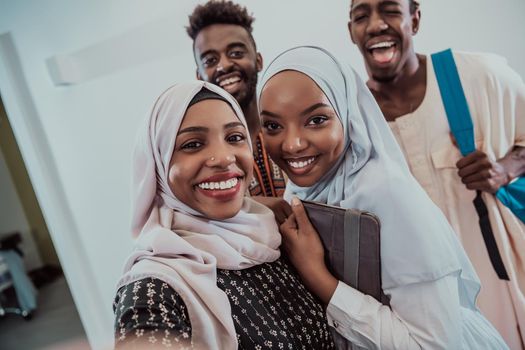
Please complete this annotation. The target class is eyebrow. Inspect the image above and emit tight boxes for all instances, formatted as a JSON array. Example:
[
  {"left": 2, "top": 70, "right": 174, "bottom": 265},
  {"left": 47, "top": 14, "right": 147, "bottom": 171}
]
[
  {"left": 350, "top": 2, "right": 369, "bottom": 14},
  {"left": 301, "top": 103, "right": 331, "bottom": 116},
  {"left": 224, "top": 121, "right": 246, "bottom": 130},
  {"left": 260, "top": 102, "right": 331, "bottom": 119},
  {"left": 177, "top": 121, "right": 245, "bottom": 135},
  {"left": 260, "top": 110, "right": 281, "bottom": 119},
  {"left": 227, "top": 42, "right": 248, "bottom": 51},
  {"left": 379, "top": 0, "right": 402, "bottom": 9},
  {"left": 351, "top": 0, "right": 400, "bottom": 14},
  {"left": 199, "top": 42, "right": 248, "bottom": 60},
  {"left": 178, "top": 126, "right": 208, "bottom": 135}
]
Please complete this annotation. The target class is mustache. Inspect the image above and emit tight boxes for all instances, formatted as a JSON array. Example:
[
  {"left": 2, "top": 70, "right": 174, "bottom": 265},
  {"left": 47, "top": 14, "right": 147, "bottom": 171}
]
[
  {"left": 365, "top": 31, "right": 398, "bottom": 45},
  {"left": 213, "top": 67, "right": 245, "bottom": 82}
]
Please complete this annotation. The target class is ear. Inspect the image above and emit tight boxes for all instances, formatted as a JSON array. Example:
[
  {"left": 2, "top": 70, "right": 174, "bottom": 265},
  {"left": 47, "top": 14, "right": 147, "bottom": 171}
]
[
  {"left": 256, "top": 52, "right": 263, "bottom": 72},
  {"left": 348, "top": 21, "right": 356, "bottom": 44},
  {"left": 196, "top": 68, "right": 202, "bottom": 80},
  {"left": 411, "top": 9, "right": 421, "bottom": 35}
]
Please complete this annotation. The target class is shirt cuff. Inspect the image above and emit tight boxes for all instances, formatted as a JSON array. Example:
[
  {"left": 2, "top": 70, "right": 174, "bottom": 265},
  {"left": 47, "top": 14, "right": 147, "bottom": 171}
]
[{"left": 326, "top": 281, "right": 367, "bottom": 330}]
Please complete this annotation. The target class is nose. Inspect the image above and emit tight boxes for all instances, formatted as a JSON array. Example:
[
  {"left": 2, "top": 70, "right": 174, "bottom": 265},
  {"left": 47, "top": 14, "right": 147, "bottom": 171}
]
[
  {"left": 206, "top": 144, "right": 236, "bottom": 168},
  {"left": 282, "top": 127, "right": 307, "bottom": 155},
  {"left": 366, "top": 12, "right": 388, "bottom": 34},
  {"left": 216, "top": 54, "right": 233, "bottom": 73}
]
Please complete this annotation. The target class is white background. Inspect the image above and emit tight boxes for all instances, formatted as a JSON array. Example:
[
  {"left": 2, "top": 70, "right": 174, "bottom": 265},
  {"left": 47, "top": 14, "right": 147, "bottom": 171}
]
[{"left": 0, "top": 0, "right": 524, "bottom": 348}]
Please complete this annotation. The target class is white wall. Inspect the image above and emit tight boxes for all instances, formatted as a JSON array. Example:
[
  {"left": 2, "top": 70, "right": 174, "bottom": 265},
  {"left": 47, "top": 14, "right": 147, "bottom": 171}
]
[
  {"left": 0, "top": 150, "right": 42, "bottom": 271},
  {"left": 0, "top": 0, "right": 523, "bottom": 348}
]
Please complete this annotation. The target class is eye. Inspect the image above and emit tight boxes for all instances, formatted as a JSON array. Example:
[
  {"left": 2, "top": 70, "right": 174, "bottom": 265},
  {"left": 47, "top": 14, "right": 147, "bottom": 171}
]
[
  {"left": 180, "top": 140, "right": 204, "bottom": 151},
  {"left": 384, "top": 10, "right": 401, "bottom": 15},
  {"left": 227, "top": 133, "right": 246, "bottom": 143},
  {"left": 307, "top": 115, "right": 328, "bottom": 126},
  {"left": 383, "top": 6, "right": 402, "bottom": 15},
  {"left": 229, "top": 49, "right": 246, "bottom": 59},
  {"left": 263, "top": 120, "right": 282, "bottom": 132},
  {"left": 202, "top": 55, "right": 217, "bottom": 68},
  {"left": 351, "top": 13, "right": 368, "bottom": 23}
]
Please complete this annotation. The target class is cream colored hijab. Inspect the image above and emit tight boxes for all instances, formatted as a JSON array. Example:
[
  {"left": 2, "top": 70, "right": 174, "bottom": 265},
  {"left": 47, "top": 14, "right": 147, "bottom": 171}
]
[{"left": 118, "top": 81, "right": 281, "bottom": 350}]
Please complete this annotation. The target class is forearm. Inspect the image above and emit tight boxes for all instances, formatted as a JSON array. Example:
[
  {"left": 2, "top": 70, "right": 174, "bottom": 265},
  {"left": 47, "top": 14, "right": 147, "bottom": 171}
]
[
  {"left": 326, "top": 275, "right": 462, "bottom": 349},
  {"left": 296, "top": 263, "right": 338, "bottom": 305}
]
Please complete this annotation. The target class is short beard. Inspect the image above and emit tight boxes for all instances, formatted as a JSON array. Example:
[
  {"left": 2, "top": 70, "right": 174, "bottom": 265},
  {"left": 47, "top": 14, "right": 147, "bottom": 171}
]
[
  {"left": 236, "top": 73, "right": 258, "bottom": 111},
  {"left": 371, "top": 72, "right": 396, "bottom": 84}
]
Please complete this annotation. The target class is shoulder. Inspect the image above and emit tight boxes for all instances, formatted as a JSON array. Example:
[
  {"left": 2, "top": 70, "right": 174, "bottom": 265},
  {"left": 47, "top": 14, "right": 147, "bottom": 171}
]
[
  {"left": 451, "top": 50, "right": 524, "bottom": 88},
  {"left": 453, "top": 50, "right": 507, "bottom": 70},
  {"left": 115, "top": 277, "right": 183, "bottom": 304},
  {"left": 114, "top": 277, "right": 192, "bottom": 348}
]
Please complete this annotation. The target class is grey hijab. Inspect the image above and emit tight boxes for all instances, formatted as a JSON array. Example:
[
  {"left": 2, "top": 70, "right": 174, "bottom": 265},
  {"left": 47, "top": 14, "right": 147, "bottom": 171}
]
[{"left": 257, "top": 46, "right": 480, "bottom": 306}]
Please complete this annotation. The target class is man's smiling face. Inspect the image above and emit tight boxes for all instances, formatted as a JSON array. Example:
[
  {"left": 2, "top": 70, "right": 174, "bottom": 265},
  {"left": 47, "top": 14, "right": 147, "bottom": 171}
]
[
  {"left": 348, "top": 0, "right": 420, "bottom": 82},
  {"left": 194, "top": 24, "right": 262, "bottom": 110}
]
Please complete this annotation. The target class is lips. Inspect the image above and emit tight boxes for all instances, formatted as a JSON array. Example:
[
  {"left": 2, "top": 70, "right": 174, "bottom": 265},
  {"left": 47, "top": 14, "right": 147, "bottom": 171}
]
[
  {"left": 366, "top": 39, "right": 397, "bottom": 65},
  {"left": 195, "top": 172, "right": 244, "bottom": 201},
  {"left": 197, "top": 177, "right": 239, "bottom": 190},
  {"left": 216, "top": 72, "right": 243, "bottom": 93},
  {"left": 283, "top": 155, "right": 318, "bottom": 176}
]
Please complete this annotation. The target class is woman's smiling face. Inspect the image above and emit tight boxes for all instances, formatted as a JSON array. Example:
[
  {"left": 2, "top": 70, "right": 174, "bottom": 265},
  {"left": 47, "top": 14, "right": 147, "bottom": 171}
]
[
  {"left": 168, "top": 98, "right": 253, "bottom": 220},
  {"left": 259, "top": 71, "right": 345, "bottom": 187}
]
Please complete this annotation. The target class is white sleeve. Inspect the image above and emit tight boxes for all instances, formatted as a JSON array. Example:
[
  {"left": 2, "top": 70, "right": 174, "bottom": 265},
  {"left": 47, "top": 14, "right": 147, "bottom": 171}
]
[{"left": 326, "top": 274, "right": 462, "bottom": 350}]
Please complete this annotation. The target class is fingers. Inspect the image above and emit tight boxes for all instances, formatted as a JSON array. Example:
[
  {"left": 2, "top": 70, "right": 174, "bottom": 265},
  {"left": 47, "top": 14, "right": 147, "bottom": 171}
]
[
  {"left": 456, "top": 151, "right": 492, "bottom": 178},
  {"left": 279, "top": 214, "right": 296, "bottom": 254},
  {"left": 464, "top": 180, "right": 495, "bottom": 193},
  {"left": 460, "top": 169, "right": 491, "bottom": 184},
  {"left": 252, "top": 196, "right": 293, "bottom": 225},
  {"left": 290, "top": 197, "right": 313, "bottom": 230},
  {"left": 456, "top": 150, "right": 486, "bottom": 169},
  {"left": 275, "top": 200, "right": 293, "bottom": 225},
  {"left": 279, "top": 213, "right": 297, "bottom": 238},
  {"left": 274, "top": 211, "right": 287, "bottom": 226},
  {"left": 281, "top": 200, "right": 293, "bottom": 219}
]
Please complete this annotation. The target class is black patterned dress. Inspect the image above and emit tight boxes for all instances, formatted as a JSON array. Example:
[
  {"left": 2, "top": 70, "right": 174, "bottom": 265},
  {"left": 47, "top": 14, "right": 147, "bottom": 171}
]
[{"left": 114, "top": 257, "right": 335, "bottom": 349}]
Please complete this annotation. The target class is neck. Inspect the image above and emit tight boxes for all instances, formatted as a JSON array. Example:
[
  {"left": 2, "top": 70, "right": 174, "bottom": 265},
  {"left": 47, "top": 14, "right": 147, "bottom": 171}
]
[
  {"left": 367, "top": 53, "right": 425, "bottom": 97},
  {"left": 242, "top": 98, "right": 261, "bottom": 140}
]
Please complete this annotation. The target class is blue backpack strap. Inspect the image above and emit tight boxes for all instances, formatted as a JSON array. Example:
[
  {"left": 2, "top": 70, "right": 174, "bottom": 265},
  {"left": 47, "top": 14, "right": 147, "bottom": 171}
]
[
  {"left": 431, "top": 49, "right": 509, "bottom": 281},
  {"left": 431, "top": 49, "right": 475, "bottom": 156}
]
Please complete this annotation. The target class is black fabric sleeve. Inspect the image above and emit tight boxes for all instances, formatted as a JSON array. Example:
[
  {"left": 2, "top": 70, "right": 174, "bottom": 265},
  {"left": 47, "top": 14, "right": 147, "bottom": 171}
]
[{"left": 113, "top": 277, "right": 193, "bottom": 349}]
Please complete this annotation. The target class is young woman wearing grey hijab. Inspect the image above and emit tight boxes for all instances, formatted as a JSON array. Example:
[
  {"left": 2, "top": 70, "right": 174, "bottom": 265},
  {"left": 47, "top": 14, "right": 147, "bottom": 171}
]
[{"left": 258, "top": 46, "right": 508, "bottom": 349}]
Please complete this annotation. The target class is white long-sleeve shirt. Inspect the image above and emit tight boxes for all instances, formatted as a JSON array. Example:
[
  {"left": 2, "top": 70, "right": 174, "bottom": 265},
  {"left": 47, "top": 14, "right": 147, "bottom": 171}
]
[{"left": 326, "top": 274, "right": 508, "bottom": 349}]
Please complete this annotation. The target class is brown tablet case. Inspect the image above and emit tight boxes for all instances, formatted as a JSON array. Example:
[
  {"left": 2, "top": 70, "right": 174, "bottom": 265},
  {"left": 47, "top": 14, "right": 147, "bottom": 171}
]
[{"left": 302, "top": 200, "right": 389, "bottom": 305}]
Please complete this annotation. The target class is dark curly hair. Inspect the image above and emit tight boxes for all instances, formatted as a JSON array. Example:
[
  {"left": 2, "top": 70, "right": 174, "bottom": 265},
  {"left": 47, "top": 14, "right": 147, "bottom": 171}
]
[
  {"left": 350, "top": 0, "right": 419, "bottom": 15},
  {"left": 186, "top": 0, "right": 257, "bottom": 49}
]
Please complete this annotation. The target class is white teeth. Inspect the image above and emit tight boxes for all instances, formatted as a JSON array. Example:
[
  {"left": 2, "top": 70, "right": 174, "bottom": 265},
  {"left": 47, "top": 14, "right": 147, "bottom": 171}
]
[
  {"left": 369, "top": 41, "right": 395, "bottom": 49},
  {"left": 287, "top": 157, "right": 315, "bottom": 169},
  {"left": 218, "top": 76, "right": 241, "bottom": 87},
  {"left": 197, "top": 177, "right": 239, "bottom": 190}
]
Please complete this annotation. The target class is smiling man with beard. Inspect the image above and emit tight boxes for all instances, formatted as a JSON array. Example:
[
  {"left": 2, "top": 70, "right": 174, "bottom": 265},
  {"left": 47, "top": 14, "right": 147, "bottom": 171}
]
[
  {"left": 349, "top": 0, "right": 525, "bottom": 348},
  {"left": 186, "top": 1, "right": 288, "bottom": 217}
]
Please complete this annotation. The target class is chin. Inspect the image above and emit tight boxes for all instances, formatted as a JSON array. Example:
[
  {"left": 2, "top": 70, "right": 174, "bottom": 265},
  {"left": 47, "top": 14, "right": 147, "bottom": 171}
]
[
  {"left": 201, "top": 208, "right": 239, "bottom": 221},
  {"left": 368, "top": 64, "right": 400, "bottom": 83},
  {"left": 209, "top": 211, "right": 239, "bottom": 220},
  {"left": 364, "top": 51, "right": 403, "bottom": 78},
  {"left": 287, "top": 174, "right": 319, "bottom": 188},
  {"left": 201, "top": 201, "right": 244, "bottom": 221}
]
